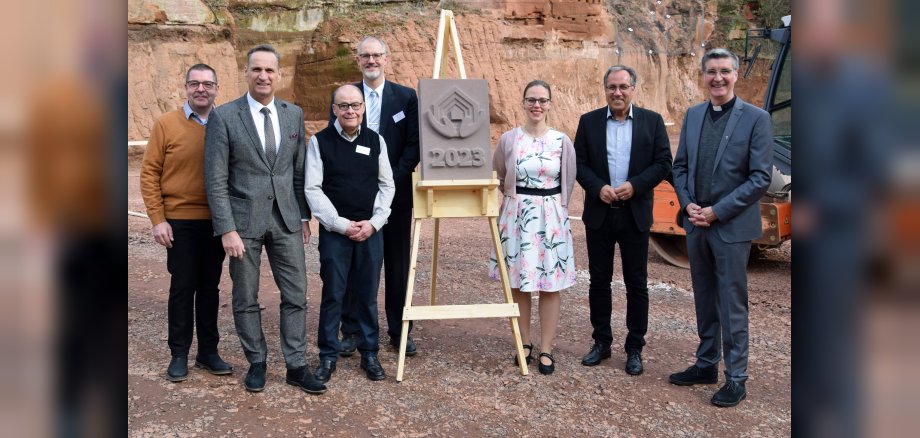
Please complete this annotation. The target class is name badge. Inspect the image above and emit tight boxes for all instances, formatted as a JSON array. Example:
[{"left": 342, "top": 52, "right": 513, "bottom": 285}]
[
  {"left": 355, "top": 145, "right": 371, "bottom": 155},
  {"left": 392, "top": 111, "right": 405, "bottom": 123}
]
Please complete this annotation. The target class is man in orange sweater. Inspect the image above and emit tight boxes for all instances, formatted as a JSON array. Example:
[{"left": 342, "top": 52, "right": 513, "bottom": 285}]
[{"left": 140, "top": 64, "right": 232, "bottom": 382}]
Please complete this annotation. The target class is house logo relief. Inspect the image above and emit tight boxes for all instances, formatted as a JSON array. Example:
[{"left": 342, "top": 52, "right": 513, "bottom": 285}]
[{"left": 426, "top": 86, "right": 485, "bottom": 139}]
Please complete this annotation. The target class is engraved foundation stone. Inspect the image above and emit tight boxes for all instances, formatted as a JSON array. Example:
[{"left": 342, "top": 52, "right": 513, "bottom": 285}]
[{"left": 418, "top": 79, "right": 491, "bottom": 180}]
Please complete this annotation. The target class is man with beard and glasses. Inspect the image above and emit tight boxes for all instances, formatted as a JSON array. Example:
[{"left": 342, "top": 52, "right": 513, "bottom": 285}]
[{"left": 329, "top": 36, "right": 420, "bottom": 359}]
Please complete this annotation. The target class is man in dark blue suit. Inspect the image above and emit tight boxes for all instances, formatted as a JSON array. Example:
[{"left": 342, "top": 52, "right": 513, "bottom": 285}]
[
  {"left": 329, "top": 36, "right": 421, "bottom": 359},
  {"left": 574, "top": 65, "right": 672, "bottom": 376},
  {"left": 669, "top": 48, "right": 772, "bottom": 407}
]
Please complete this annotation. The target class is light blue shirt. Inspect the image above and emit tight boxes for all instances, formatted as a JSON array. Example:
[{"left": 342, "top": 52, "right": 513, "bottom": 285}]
[
  {"left": 246, "top": 92, "right": 280, "bottom": 154},
  {"left": 606, "top": 105, "right": 633, "bottom": 188},
  {"left": 183, "top": 101, "right": 208, "bottom": 126},
  {"left": 362, "top": 81, "right": 385, "bottom": 133}
]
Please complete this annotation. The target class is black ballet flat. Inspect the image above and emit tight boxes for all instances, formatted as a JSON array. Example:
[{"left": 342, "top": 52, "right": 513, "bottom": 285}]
[
  {"left": 538, "top": 352, "right": 556, "bottom": 375},
  {"left": 514, "top": 344, "right": 533, "bottom": 366}
]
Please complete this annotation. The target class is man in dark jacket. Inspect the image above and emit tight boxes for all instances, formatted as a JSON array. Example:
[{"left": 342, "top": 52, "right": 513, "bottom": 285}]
[{"left": 574, "top": 65, "right": 672, "bottom": 376}]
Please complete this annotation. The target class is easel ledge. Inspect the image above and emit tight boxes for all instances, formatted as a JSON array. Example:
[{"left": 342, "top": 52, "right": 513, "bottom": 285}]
[
  {"left": 416, "top": 179, "right": 499, "bottom": 190},
  {"left": 413, "top": 173, "right": 501, "bottom": 218}
]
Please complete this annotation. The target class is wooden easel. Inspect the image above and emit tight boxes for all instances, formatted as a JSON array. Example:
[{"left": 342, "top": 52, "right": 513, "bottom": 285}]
[{"left": 395, "top": 9, "right": 528, "bottom": 381}]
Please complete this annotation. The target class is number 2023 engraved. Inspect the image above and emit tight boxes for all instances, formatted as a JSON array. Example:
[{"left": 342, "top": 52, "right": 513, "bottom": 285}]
[{"left": 429, "top": 148, "right": 485, "bottom": 168}]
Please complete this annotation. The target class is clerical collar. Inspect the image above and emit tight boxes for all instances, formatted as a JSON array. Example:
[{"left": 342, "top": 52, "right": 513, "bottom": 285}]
[{"left": 709, "top": 96, "right": 736, "bottom": 113}]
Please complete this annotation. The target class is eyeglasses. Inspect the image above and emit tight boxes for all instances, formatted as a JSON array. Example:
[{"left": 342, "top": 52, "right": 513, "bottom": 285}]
[
  {"left": 524, "top": 98, "right": 551, "bottom": 107},
  {"left": 357, "top": 53, "right": 386, "bottom": 61},
  {"left": 186, "top": 81, "right": 217, "bottom": 90},
  {"left": 334, "top": 102, "right": 364, "bottom": 111},
  {"left": 704, "top": 68, "right": 735, "bottom": 77},
  {"left": 605, "top": 84, "right": 633, "bottom": 92}
]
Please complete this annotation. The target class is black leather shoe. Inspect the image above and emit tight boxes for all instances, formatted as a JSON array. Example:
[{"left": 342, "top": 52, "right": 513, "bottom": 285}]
[
  {"left": 390, "top": 336, "right": 417, "bottom": 357},
  {"left": 669, "top": 365, "right": 718, "bottom": 386},
  {"left": 195, "top": 353, "right": 233, "bottom": 375},
  {"left": 286, "top": 366, "right": 327, "bottom": 395},
  {"left": 538, "top": 352, "right": 555, "bottom": 375},
  {"left": 313, "top": 359, "right": 336, "bottom": 383},
  {"left": 581, "top": 343, "right": 612, "bottom": 366},
  {"left": 166, "top": 356, "right": 188, "bottom": 382},
  {"left": 360, "top": 355, "right": 386, "bottom": 381},
  {"left": 514, "top": 344, "right": 533, "bottom": 366},
  {"left": 625, "top": 352, "right": 643, "bottom": 376},
  {"left": 711, "top": 380, "right": 746, "bottom": 407},
  {"left": 244, "top": 362, "right": 266, "bottom": 392},
  {"left": 339, "top": 334, "right": 359, "bottom": 357}
]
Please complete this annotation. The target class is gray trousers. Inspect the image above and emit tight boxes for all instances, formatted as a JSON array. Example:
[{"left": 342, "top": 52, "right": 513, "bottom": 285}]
[
  {"left": 229, "top": 204, "right": 308, "bottom": 369},
  {"left": 686, "top": 225, "right": 751, "bottom": 382}
]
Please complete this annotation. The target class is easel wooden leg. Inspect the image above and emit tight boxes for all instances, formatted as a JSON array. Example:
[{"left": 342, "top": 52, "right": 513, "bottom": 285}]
[
  {"left": 489, "top": 217, "right": 528, "bottom": 375},
  {"left": 397, "top": 218, "right": 424, "bottom": 382},
  {"left": 432, "top": 10, "right": 467, "bottom": 81},
  {"left": 430, "top": 218, "right": 440, "bottom": 305}
]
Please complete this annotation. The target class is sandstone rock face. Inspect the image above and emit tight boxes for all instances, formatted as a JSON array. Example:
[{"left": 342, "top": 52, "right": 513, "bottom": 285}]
[
  {"left": 128, "top": 31, "right": 244, "bottom": 139},
  {"left": 128, "top": 0, "right": 215, "bottom": 25},
  {"left": 236, "top": 6, "right": 324, "bottom": 32},
  {"left": 128, "top": 0, "right": 775, "bottom": 142}
]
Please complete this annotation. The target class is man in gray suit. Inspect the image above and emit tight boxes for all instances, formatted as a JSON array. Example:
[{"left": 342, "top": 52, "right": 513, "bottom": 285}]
[
  {"left": 669, "top": 48, "right": 772, "bottom": 407},
  {"left": 205, "top": 44, "right": 326, "bottom": 395}
]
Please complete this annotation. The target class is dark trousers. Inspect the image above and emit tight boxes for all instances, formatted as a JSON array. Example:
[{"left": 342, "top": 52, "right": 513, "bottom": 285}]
[
  {"left": 317, "top": 228, "right": 384, "bottom": 362},
  {"left": 585, "top": 208, "right": 650, "bottom": 353},
  {"left": 341, "top": 202, "right": 413, "bottom": 340},
  {"left": 165, "top": 219, "right": 225, "bottom": 357},
  {"left": 686, "top": 225, "right": 751, "bottom": 382}
]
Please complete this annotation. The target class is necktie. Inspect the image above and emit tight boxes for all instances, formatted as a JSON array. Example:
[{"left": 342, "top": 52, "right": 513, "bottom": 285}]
[
  {"left": 260, "top": 107, "right": 276, "bottom": 168},
  {"left": 368, "top": 90, "right": 380, "bottom": 130}
]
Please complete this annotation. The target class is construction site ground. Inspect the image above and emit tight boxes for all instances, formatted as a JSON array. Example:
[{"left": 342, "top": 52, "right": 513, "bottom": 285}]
[{"left": 128, "top": 159, "right": 791, "bottom": 437}]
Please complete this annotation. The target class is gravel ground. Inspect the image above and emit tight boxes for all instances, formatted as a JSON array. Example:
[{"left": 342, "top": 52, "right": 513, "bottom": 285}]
[{"left": 128, "top": 163, "right": 791, "bottom": 437}]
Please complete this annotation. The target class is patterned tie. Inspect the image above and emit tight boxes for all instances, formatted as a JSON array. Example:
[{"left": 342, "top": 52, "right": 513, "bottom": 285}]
[
  {"left": 260, "top": 107, "right": 276, "bottom": 168},
  {"left": 368, "top": 90, "right": 380, "bottom": 131}
]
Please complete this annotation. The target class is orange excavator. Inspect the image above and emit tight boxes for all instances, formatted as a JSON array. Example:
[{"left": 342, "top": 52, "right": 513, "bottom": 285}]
[{"left": 650, "top": 16, "right": 792, "bottom": 268}]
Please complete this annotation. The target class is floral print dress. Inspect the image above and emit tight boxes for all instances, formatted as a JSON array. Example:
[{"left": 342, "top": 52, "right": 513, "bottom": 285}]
[{"left": 489, "top": 128, "right": 577, "bottom": 292}]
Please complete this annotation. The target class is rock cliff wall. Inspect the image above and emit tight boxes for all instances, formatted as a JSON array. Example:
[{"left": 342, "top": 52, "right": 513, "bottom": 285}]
[{"left": 128, "top": 0, "right": 779, "bottom": 141}]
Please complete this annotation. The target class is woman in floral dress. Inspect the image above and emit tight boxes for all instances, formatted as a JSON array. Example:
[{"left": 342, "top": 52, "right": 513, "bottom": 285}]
[{"left": 489, "top": 80, "right": 577, "bottom": 375}]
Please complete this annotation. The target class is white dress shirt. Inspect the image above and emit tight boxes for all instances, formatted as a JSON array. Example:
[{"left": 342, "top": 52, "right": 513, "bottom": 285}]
[{"left": 246, "top": 92, "right": 281, "bottom": 154}]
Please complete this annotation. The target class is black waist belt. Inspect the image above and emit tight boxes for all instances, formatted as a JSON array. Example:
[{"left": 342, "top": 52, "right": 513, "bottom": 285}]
[
  {"left": 516, "top": 186, "right": 562, "bottom": 196},
  {"left": 697, "top": 201, "right": 712, "bottom": 207},
  {"left": 609, "top": 200, "right": 627, "bottom": 208}
]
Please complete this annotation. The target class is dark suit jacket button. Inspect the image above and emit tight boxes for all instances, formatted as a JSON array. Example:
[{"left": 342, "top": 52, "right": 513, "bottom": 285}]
[{"left": 268, "top": 195, "right": 274, "bottom": 200}]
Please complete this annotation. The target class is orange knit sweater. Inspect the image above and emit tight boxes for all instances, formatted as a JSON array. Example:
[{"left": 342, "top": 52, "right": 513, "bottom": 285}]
[{"left": 140, "top": 108, "right": 212, "bottom": 224}]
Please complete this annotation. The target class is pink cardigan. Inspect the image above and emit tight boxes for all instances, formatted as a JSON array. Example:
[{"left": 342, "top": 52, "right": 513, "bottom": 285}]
[{"left": 492, "top": 127, "right": 577, "bottom": 207}]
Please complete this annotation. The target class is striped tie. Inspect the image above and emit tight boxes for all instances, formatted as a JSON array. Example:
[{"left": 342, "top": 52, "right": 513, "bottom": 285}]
[{"left": 368, "top": 90, "right": 380, "bottom": 131}]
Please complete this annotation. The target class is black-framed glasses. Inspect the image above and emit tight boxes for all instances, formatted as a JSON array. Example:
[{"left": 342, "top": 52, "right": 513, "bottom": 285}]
[
  {"left": 524, "top": 98, "right": 551, "bottom": 107},
  {"left": 334, "top": 102, "right": 364, "bottom": 111},
  {"left": 186, "top": 81, "right": 217, "bottom": 90},
  {"left": 605, "top": 84, "right": 633, "bottom": 92},
  {"left": 357, "top": 53, "right": 386, "bottom": 60}
]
